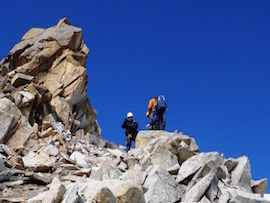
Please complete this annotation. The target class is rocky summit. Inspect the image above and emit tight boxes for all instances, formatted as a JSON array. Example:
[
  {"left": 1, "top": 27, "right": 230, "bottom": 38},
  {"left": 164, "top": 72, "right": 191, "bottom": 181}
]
[{"left": 0, "top": 18, "right": 268, "bottom": 203}]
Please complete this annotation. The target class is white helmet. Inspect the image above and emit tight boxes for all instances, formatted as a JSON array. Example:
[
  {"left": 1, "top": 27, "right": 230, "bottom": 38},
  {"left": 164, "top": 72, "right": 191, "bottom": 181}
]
[{"left": 127, "top": 112, "right": 133, "bottom": 118}]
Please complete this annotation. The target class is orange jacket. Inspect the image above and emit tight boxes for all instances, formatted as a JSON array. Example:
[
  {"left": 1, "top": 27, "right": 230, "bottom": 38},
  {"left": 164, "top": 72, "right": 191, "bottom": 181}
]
[{"left": 146, "top": 98, "right": 156, "bottom": 116}]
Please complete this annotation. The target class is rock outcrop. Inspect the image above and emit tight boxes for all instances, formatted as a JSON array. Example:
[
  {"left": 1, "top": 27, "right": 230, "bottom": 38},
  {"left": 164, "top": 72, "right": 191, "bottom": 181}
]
[
  {"left": 0, "top": 17, "right": 100, "bottom": 147},
  {"left": 0, "top": 19, "right": 269, "bottom": 202}
]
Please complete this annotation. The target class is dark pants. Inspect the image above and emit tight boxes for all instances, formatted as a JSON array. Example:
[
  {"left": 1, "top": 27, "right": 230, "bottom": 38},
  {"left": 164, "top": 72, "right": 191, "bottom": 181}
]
[
  {"left": 125, "top": 133, "right": 136, "bottom": 152},
  {"left": 150, "top": 110, "right": 165, "bottom": 130}
]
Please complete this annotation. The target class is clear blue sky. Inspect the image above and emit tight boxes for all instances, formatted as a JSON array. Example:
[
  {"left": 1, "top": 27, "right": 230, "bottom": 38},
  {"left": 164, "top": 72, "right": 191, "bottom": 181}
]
[{"left": 1, "top": 1, "right": 270, "bottom": 191}]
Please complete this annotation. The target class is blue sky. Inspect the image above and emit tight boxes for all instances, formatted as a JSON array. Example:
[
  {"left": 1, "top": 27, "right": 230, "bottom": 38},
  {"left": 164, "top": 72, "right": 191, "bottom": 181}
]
[{"left": 1, "top": 1, "right": 270, "bottom": 191}]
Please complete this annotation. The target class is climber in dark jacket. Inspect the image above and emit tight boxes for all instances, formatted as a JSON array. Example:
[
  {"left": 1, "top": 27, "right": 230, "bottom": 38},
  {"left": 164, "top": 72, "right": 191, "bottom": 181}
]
[{"left": 122, "top": 112, "right": 138, "bottom": 152}]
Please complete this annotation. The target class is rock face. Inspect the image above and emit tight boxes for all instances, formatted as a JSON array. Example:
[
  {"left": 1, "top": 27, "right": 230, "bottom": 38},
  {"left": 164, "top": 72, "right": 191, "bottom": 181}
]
[
  {"left": 0, "top": 19, "right": 269, "bottom": 203},
  {"left": 0, "top": 17, "right": 100, "bottom": 141}
]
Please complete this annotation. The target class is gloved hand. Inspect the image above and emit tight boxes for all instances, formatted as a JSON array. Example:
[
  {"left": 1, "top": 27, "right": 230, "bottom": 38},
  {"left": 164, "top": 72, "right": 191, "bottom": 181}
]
[{"left": 128, "top": 134, "right": 132, "bottom": 139}]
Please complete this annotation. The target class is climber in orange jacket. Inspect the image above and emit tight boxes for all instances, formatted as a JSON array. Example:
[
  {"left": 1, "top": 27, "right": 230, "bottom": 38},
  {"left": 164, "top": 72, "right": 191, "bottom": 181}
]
[
  {"left": 146, "top": 97, "right": 157, "bottom": 118},
  {"left": 146, "top": 95, "right": 167, "bottom": 130}
]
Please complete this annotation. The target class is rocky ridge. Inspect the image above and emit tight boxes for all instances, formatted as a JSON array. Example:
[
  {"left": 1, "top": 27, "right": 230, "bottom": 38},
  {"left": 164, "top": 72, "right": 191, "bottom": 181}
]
[{"left": 0, "top": 19, "right": 268, "bottom": 202}]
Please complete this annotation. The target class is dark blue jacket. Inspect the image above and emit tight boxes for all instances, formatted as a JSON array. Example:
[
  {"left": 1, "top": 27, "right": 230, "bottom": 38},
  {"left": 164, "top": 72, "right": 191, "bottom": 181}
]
[{"left": 122, "top": 119, "right": 138, "bottom": 136}]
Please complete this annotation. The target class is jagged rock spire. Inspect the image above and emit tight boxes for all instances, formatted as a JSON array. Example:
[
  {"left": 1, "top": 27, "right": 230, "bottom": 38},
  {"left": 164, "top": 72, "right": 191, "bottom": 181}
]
[{"left": 0, "top": 18, "right": 100, "bottom": 151}]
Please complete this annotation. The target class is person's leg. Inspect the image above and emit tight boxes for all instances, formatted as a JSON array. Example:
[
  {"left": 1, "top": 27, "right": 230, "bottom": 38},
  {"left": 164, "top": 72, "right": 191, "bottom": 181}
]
[
  {"left": 159, "top": 116, "right": 163, "bottom": 130},
  {"left": 163, "top": 116, "right": 166, "bottom": 129},
  {"left": 132, "top": 132, "right": 137, "bottom": 141},
  {"left": 125, "top": 134, "right": 130, "bottom": 152},
  {"left": 150, "top": 111, "right": 159, "bottom": 130},
  {"left": 155, "top": 111, "right": 163, "bottom": 130},
  {"left": 127, "top": 138, "right": 131, "bottom": 152}
]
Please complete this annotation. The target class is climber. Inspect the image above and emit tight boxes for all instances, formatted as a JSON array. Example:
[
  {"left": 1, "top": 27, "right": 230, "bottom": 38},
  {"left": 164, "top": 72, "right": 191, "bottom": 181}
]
[
  {"left": 146, "top": 95, "right": 167, "bottom": 130},
  {"left": 122, "top": 112, "right": 138, "bottom": 152}
]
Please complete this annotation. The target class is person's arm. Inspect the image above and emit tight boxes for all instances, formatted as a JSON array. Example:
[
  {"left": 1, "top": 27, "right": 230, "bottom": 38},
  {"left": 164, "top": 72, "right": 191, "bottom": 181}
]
[
  {"left": 134, "top": 121, "right": 138, "bottom": 130},
  {"left": 122, "top": 119, "right": 127, "bottom": 129},
  {"left": 134, "top": 121, "right": 139, "bottom": 135}
]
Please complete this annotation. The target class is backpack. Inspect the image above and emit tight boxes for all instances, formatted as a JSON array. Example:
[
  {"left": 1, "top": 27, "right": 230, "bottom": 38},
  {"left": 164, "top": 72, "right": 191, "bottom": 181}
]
[{"left": 156, "top": 95, "right": 167, "bottom": 112}]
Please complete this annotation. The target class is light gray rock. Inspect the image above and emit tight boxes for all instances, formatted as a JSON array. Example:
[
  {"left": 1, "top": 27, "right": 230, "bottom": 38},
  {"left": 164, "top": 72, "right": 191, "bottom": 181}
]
[
  {"left": 135, "top": 130, "right": 175, "bottom": 150},
  {"left": 7, "top": 115, "right": 34, "bottom": 150},
  {"left": 86, "top": 131, "right": 106, "bottom": 147},
  {"left": 150, "top": 145, "right": 179, "bottom": 171},
  {"left": 107, "top": 148, "right": 125, "bottom": 159},
  {"left": 216, "top": 164, "right": 229, "bottom": 181},
  {"left": 31, "top": 172, "right": 51, "bottom": 184},
  {"left": 77, "top": 179, "right": 144, "bottom": 203},
  {"left": 62, "top": 183, "right": 81, "bottom": 203},
  {"left": 71, "top": 119, "right": 80, "bottom": 134},
  {"left": 70, "top": 151, "right": 88, "bottom": 168},
  {"left": 17, "top": 90, "right": 35, "bottom": 107},
  {"left": 186, "top": 164, "right": 212, "bottom": 192},
  {"left": 22, "top": 151, "right": 51, "bottom": 171},
  {"left": 176, "top": 152, "right": 224, "bottom": 184},
  {"left": 178, "top": 132, "right": 199, "bottom": 152},
  {"left": 27, "top": 191, "right": 48, "bottom": 203},
  {"left": 144, "top": 165, "right": 183, "bottom": 203},
  {"left": 0, "top": 110, "right": 15, "bottom": 143},
  {"left": 199, "top": 196, "right": 211, "bottom": 203},
  {"left": 0, "top": 144, "right": 15, "bottom": 156},
  {"left": 0, "top": 169, "right": 12, "bottom": 182},
  {"left": 109, "top": 180, "right": 145, "bottom": 203},
  {"left": 118, "top": 161, "right": 128, "bottom": 172},
  {"left": 106, "top": 180, "right": 145, "bottom": 203},
  {"left": 44, "top": 177, "right": 66, "bottom": 203},
  {"left": 90, "top": 159, "right": 122, "bottom": 180},
  {"left": 96, "top": 136, "right": 106, "bottom": 148},
  {"left": 50, "top": 96, "right": 71, "bottom": 128},
  {"left": 0, "top": 98, "right": 23, "bottom": 144},
  {"left": 126, "top": 156, "right": 139, "bottom": 168},
  {"left": 218, "top": 188, "right": 232, "bottom": 203},
  {"left": 178, "top": 146, "right": 197, "bottom": 163},
  {"left": 231, "top": 156, "right": 251, "bottom": 192},
  {"left": 86, "top": 186, "right": 116, "bottom": 203},
  {"left": 218, "top": 181, "right": 270, "bottom": 203},
  {"left": 205, "top": 175, "right": 219, "bottom": 202},
  {"left": 251, "top": 178, "right": 267, "bottom": 197},
  {"left": 0, "top": 158, "right": 7, "bottom": 172},
  {"left": 43, "top": 144, "right": 59, "bottom": 157},
  {"left": 0, "top": 153, "right": 5, "bottom": 160},
  {"left": 0, "top": 98, "right": 22, "bottom": 120},
  {"left": 60, "top": 152, "right": 75, "bottom": 164},
  {"left": 167, "top": 163, "right": 180, "bottom": 175},
  {"left": 183, "top": 167, "right": 217, "bottom": 202},
  {"left": 147, "top": 136, "right": 178, "bottom": 156},
  {"left": 88, "top": 133, "right": 99, "bottom": 145},
  {"left": 127, "top": 148, "right": 144, "bottom": 159},
  {"left": 43, "top": 114, "right": 71, "bottom": 139},
  {"left": 73, "top": 168, "right": 91, "bottom": 176},
  {"left": 120, "top": 164, "right": 147, "bottom": 185},
  {"left": 140, "top": 152, "right": 152, "bottom": 170},
  {"left": 77, "top": 180, "right": 116, "bottom": 202},
  {"left": 225, "top": 157, "right": 238, "bottom": 173}
]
